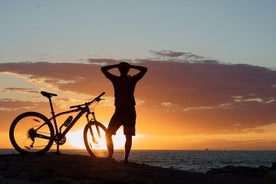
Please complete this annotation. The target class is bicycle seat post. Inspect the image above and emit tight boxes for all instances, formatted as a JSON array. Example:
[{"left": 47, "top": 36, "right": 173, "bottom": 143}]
[
  {"left": 48, "top": 97, "right": 60, "bottom": 154},
  {"left": 48, "top": 97, "right": 55, "bottom": 117},
  {"left": 41, "top": 91, "right": 57, "bottom": 120},
  {"left": 40, "top": 91, "right": 60, "bottom": 154}
]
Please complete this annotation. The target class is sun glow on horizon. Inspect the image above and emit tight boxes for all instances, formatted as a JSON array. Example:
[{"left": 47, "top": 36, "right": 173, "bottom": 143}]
[
  {"left": 67, "top": 130, "right": 86, "bottom": 149},
  {"left": 67, "top": 128, "right": 126, "bottom": 149}
]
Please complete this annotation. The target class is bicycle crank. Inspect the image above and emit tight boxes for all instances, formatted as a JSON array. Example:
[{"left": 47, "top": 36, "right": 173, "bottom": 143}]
[{"left": 54, "top": 133, "right": 66, "bottom": 145}]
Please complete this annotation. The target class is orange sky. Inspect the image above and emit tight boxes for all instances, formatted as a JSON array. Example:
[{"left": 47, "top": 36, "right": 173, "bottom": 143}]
[{"left": 1, "top": 59, "right": 276, "bottom": 150}]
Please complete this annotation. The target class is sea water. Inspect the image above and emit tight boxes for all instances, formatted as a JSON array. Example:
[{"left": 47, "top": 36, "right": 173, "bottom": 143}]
[
  {"left": 1, "top": 149, "right": 276, "bottom": 173},
  {"left": 128, "top": 150, "right": 276, "bottom": 173}
]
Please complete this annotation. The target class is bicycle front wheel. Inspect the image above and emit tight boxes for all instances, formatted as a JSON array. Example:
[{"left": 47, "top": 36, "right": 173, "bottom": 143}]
[
  {"left": 83, "top": 121, "right": 108, "bottom": 158},
  {"left": 9, "top": 112, "right": 54, "bottom": 154}
]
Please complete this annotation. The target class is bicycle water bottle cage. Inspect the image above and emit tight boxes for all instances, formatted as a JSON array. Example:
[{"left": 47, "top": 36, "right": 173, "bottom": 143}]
[{"left": 41, "top": 91, "right": 57, "bottom": 98}]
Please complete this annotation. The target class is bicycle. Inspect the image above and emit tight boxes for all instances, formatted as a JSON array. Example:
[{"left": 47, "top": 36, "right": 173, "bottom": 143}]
[{"left": 9, "top": 91, "right": 108, "bottom": 158}]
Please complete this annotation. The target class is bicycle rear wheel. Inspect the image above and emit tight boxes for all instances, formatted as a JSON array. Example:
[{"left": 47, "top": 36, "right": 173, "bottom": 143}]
[
  {"left": 9, "top": 112, "right": 54, "bottom": 154},
  {"left": 83, "top": 121, "right": 108, "bottom": 158}
]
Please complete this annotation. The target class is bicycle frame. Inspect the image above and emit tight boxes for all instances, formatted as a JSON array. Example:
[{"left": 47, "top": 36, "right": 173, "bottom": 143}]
[
  {"left": 47, "top": 100, "right": 99, "bottom": 137},
  {"left": 9, "top": 91, "right": 106, "bottom": 155},
  {"left": 50, "top": 106, "right": 87, "bottom": 137},
  {"left": 41, "top": 91, "right": 104, "bottom": 153}
]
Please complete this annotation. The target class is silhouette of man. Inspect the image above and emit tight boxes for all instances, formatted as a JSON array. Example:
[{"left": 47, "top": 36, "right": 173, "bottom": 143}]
[{"left": 101, "top": 62, "right": 147, "bottom": 163}]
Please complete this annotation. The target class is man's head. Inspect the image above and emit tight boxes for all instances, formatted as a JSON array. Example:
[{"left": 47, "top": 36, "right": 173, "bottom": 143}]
[{"left": 118, "top": 62, "right": 130, "bottom": 75}]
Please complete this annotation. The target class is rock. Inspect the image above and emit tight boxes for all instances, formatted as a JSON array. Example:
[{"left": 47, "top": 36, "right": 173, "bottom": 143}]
[{"left": 0, "top": 153, "right": 273, "bottom": 184}]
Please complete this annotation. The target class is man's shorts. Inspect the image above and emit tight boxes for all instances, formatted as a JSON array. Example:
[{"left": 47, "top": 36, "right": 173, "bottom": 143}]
[{"left": 107, "top": 107, "right": 136, "bottom": 136}]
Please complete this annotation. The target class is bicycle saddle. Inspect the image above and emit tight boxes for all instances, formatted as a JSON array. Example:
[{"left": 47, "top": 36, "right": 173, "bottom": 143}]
[{"left": 41, "top": 91, "right": 57, "bottom": 98}]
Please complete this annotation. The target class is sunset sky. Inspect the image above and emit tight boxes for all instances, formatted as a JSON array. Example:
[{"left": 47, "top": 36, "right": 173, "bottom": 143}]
[{"left": 0, "top": 0, "right": 276, "bottom": 150}]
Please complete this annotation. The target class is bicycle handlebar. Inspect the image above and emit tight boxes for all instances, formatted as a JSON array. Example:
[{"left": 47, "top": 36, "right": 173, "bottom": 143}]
[
  {"left": 69, "top": 92, "right": 105, "bottom": 109},
  {"left": 95, "top": 92, "right": 105, "bottom": 101}
]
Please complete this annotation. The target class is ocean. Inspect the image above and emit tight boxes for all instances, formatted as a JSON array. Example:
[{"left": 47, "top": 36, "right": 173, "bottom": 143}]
[{"left": 1, "top": 149, "right": 276, "bottom": 173}]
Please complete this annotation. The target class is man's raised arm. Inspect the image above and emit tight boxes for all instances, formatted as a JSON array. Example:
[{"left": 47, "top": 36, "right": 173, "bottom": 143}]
[
  {"left": 130, "top": 64, "right": 147, "bottom": 79},
  {"left": 101, "top": 64, "right": 118, "bottom": 78}
]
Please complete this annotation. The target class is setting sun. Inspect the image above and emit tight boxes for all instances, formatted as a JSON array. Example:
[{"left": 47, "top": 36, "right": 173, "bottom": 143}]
[
  {"left": 67, "top": 130, "right": 86, "bottom": 149},
  {"left": 67, "top": 128, "right": 126, "bottom": 150},
  {"left": 112, "top": 129, "right": 127, "bottom": 149}
]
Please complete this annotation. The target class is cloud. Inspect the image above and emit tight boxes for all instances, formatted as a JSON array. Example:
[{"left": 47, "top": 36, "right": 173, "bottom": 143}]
[
  {"left": 0, "top": 98, "right": 55, "bottom": 130},
  {"left": 137, "top": 60, "right": 276, "bottom": 133},
  {"left": 86, "top": 58, "right": 120, "bottom": 65},
  {"left": 149, "top": 50, "right": 211, "bottom": 62},
  {"left": 0, "top": 62, "right": 102, "bottom": 94},
  {"left": 0, "top": 87, "right": 38, "bottom": 94},
  {"left": 161, "top": 102, "right": 173, "bottom": 108},
  {"left": 1, "top": 60, "right": 276, "bottom": 135},
  {"left": 150, "top": 50, "right": 189, "bottom": 58}
]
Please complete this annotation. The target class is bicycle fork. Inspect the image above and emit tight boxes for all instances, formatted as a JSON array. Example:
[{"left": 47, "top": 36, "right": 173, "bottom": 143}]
[{"left": 87, "top": 112, "right": 102, "bottom": 144}]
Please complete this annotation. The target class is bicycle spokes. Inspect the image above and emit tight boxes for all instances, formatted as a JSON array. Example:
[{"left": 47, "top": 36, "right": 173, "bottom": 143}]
[
  {"left": 83, "top": 122, "right": 108, "bottom": 158},
  {"left": 9, "top": 112, "right": 54, "bottom": 154}
]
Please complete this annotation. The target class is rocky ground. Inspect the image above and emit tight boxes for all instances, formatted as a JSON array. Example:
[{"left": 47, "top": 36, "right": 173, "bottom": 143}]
[{"left": 0, "top": 153, "right": 275, "bottom": 184}]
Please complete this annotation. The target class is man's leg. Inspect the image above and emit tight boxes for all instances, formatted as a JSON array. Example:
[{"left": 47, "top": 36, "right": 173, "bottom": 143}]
[
  {"left": 124, "top": 135, "right": 132, "bottom": 163},
  {"left": 106, "top": 111, "right": 120, "bottom": 159},
  {"left": 106, "top": 133, "right": 114, "bottom": 158}
]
